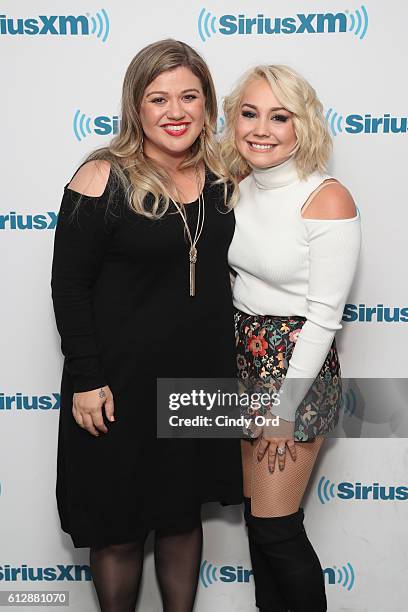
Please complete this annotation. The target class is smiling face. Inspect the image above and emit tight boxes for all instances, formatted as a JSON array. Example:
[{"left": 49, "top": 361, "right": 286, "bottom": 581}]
[
  {"left": 235, "top": 77, "right": 298, "bottom": 169},
  {"left": 139, "top": 65, "right": 205, "bottom": 165}
]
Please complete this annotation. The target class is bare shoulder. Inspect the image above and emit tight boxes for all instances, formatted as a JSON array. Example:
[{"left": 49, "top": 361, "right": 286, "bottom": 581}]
[
  {"left": 68, "top": 160, "right": 111, "bottom": 197},
  {"left": 302, "top": 180, "right": 357, "bottom": 220}
]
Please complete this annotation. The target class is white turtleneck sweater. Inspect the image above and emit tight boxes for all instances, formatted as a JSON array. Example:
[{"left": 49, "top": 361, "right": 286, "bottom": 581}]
[{"left": 228, "top": 156, "right": 361, "bottom": 422}]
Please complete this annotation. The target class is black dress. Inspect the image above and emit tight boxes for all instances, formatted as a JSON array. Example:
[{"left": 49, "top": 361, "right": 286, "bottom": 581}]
[{"left": 51, "top": 165, "right": 243, "bottom": 548}]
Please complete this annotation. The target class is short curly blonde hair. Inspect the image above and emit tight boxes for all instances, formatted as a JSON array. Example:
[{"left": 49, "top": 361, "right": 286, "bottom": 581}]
[{"left": 221, "top": 64, "right": 332, "bottom": 185}]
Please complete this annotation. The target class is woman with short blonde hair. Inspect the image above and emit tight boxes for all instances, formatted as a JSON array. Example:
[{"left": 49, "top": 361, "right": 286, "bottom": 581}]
[{"left": 224, "top": 64, "right": 361, "bottom": 611}]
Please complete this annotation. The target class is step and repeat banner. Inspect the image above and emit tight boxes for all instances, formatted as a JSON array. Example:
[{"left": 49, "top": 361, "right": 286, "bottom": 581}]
[{"left": 1, "top": 1, "right": 407, "bottom": 610}]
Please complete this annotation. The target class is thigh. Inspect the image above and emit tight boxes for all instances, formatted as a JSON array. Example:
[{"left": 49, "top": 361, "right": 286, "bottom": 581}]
[{"left": 248, "top": 437, "right": 325, "bottom": 517}]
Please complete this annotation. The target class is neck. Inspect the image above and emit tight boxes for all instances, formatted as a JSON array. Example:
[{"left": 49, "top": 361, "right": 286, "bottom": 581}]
[
  {"left": 250, "top": 154, "right": 300, "bottom": 190},
  {"left": 143, "top": 142, "right": 188, "bottom": 173}
]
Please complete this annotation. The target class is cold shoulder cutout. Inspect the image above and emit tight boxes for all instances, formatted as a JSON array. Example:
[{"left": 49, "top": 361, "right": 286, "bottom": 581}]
[{"left": 67, "top": 160, "right": 112, "bottom": 198}]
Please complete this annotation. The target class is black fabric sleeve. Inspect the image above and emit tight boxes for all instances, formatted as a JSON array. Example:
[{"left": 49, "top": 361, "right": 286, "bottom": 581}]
[{"left": 51, "top": 179, "right": 116, "bottom": 393}]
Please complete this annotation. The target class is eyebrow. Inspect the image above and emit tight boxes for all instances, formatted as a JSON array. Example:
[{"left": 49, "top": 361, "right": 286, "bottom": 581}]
[
  {"left": 146, "top": 88, "right": 201, "bottom": 96},
  {"left": 241, "top": 103, "right": 288, "bottom": 112}
]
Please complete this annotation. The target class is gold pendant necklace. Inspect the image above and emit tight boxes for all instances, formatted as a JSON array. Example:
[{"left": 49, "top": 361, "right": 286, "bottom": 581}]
[{"left": 170, "top": 172, "right": 205, "bottom": 297}]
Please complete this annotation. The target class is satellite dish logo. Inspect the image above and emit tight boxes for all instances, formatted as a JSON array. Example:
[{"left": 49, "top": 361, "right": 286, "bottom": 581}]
[
  {"left": 318, "top": 476, "right": 337, "bottom": 504},
  {"left": 345, "top": 6, "right": 369, "bottom": 39},
  {"left": 73, "top": 110, "right": 120, "bottom": 142},
  {"left": 200, "top": 560, "right": 218, "bottom": 588},
  {"left": 0, "top": 10, "right": 110, "bottom": 42},
  {"left": 198, "top": 9, "right": 218, "bottom": 42},
  {"left": 326, "top": 109, "right": 408, "bottom": 136},
  {"left": 197, "top": 6, "right": 368, "bottom": 42},
  {"left": 317, "top": 476, "right": 408, "bottom": 504},
  {"left": 87, "top": 9, "right": 110, "bottom": 42},
  {"left": 325, "top": 563, "right": 355, "bottom": 590},
  {"left": 325, "top": 108, "right": 344, "bottom": 137}
]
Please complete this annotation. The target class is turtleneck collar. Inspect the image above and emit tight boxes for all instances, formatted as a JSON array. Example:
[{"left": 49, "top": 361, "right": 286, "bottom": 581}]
[{"left": 251, "top": 154, "right": 300, "bottom": 190}]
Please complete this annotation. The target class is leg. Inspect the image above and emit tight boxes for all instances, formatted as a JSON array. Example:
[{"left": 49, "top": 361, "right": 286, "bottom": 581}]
[
  {"left": 248, "top": 437, "right": 327, "bottom": 612},
  {"left": 242, "top": 440, "right": 288, "bottom": 612},
  {"left": 90, "top": 531, "right": 149, "bottom": 612},
  {"left": 250, "top": 436, "right": 324, "bottom": 518},
  {"left": 154, "top": 521, "right": 203, "bottom": 612}
]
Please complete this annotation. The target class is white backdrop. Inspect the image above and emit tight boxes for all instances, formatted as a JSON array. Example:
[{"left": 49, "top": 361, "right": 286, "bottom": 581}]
[{"left": 1, "top": 1, "right": 408, "bottom": 610}]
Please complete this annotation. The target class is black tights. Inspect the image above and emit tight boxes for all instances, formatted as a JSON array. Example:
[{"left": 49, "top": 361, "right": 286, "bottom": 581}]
[{"left": 90, "top": 522, "right": 203, "bottom": 612}]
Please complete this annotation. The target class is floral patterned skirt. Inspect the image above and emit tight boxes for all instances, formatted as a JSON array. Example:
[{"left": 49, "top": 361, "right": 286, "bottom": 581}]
[{"left": 234, "top": 308, "right": 342, "bottom": 442}]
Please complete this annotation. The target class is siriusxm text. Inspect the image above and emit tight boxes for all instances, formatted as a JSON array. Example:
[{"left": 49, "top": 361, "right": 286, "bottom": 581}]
[
  {"left": 0, "top": 394, "right": 60, "bottom": 410},
  {"left": 0, "top": 212, "right": 57, "bottom": 230},
  {"left": 0, "top": 15, "right": 89, "bottom": 36},
  {"left": 0, "top": 564, "right": 90, "bottom": 581},
  {"left": 343, "top": 304, "right": 408, "bottom": 323},
  {"left": 337, "top": 482, "right": 408, "bottom": 501},
  {"left": 218, "top": 12, "right": 347, "bottom": 35}
]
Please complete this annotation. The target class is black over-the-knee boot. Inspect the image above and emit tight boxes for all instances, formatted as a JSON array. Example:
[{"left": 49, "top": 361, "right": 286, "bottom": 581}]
[
  {"left": 245, "top": 503, "right": 327, "bottom": 612},
  {"left": 244, "top": 498, "right": 288, "bottom": 612}
]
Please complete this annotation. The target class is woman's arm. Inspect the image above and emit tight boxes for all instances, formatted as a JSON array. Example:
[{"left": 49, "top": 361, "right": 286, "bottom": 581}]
[
  {"left": 271, "top": 182, "right": 361, "bottom": 422},
  {"left": 51, "top": 160, "right": 114, "bottom": 393}
]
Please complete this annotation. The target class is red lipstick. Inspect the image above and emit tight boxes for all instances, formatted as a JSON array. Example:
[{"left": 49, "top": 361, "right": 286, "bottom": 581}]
[{"left": 161, "top": 122, "right": 190, "bottom": 137}]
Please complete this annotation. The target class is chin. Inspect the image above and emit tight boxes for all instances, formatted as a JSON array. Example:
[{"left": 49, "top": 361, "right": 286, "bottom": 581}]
[
  {"left": 165, "top": 136, "right": 198, "bottom": 153},
  {"left": 247, "top": 154, "right": 280, "bottom": 168}
]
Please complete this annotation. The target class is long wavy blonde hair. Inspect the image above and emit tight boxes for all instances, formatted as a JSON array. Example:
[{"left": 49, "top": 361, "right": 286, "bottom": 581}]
[
  {"left": 81, "top": 39, "right": 231, "bottom": 218},
  {"left": 220, "top": 64, "right": 332, "bottom": 205}
]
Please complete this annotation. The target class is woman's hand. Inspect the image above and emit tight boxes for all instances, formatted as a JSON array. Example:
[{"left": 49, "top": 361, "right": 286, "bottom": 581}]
[
  {"left": 72, "top": 385, "right": 115, "bottom": 437},
  {"left": 256, "top": 413, "right": 297, "bottom": 472}
]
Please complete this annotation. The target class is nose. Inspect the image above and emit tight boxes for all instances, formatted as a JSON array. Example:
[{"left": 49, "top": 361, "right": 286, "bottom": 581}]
[
  {"left": 252, "top": 116, "right": 271, "bottom": 138},
  {"left": 166, "top": 97, "right": 185, "bottom": 120}
]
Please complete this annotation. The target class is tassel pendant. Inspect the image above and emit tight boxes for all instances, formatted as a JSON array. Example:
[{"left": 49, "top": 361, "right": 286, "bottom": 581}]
[{"left": 189, "top": 246, "right": 197, "bottom": 297}]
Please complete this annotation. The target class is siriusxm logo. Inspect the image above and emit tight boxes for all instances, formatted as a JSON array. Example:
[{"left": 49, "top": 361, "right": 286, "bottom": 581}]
[
  {"left": 198, "top": 6, "right": 368, "bottom": 42},
  {"left": 201, "top": 560, "right": 355, "bottom": 590},
  {"left": 73, "top": 111, "right": 226, "bottom": 141},
  {"left": 0, "top": 212, "right": 57, "bottom": 230},
  {"left": 200, "top": 561, "right": 253, "bottom": 587},
  {"left": 0, "top": 10, "right": 109, "bottom": 42},
  {"left": 73, "top": 110, "right": 120, "bottom": 142},
  {"left": 318, "top": 476, "right": 408, "bottom": 504},
  {"left": 0, "top": 564, "right": 91, "bottom": 581},
  {"left": 343, "top": 304, "right": 408, "bottom": 323},
  {"left": 324, "top": 563, "right": 355, "bottom": 590},
  {"left": 326, "top": 109, "right": 408, "bottom": 136},
  {"left": 0, "top": 393, "right": 60, "bottom": 411}
]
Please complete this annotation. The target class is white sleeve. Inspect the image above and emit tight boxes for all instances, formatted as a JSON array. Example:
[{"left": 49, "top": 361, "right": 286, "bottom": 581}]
[{"left": 272, "top": 212, "right": 362, "bottom": 422}]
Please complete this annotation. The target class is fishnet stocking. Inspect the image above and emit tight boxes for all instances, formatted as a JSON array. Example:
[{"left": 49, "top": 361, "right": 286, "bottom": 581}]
[{"left": 241, "top": 437, "right": 324, "bottom": 517}]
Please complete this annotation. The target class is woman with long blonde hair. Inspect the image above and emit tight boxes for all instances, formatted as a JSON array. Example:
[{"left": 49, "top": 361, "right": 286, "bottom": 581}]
[
  {"left": 51, "top": 39, "right": 243, "bottom": 611},
  {"left": 224, "top": 65, "right": 361, "bottom": 611}
]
